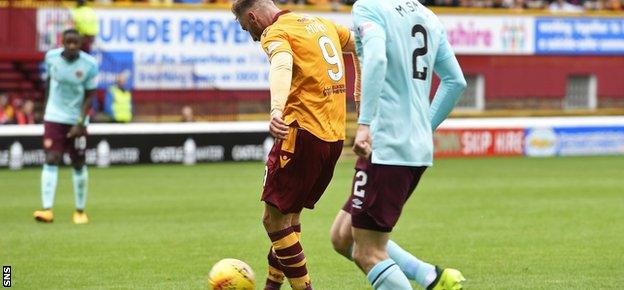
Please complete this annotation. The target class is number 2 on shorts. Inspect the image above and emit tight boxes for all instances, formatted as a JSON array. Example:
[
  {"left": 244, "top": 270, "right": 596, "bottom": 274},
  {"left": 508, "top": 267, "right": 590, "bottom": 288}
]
[{"left": 353, "top": 170, "right": 368, "bottom": 198}]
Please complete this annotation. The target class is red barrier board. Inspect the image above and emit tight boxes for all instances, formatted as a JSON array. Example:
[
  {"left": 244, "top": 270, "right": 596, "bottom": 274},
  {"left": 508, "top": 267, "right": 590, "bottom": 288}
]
[{"left": 434, "top": 128, "right": 525, "bottom": 157}]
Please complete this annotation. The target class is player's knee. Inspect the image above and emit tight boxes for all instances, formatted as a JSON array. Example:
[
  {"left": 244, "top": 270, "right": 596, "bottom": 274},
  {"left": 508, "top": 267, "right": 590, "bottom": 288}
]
[
  {"left": 329, "top": 211, "right": 353, "bottom": 257},
  {"left": 262, "top": 205, "right": 292, "bottom": 233},
  {"left": 330, "top": 234, "right": 351, "bottom": 258},
  {"left": 262, "top": 210, "right": 287, "bottom": 232},
  {"left": 262, "top": 211, "right": 273, "bottom": 231},
  {"left": 45, "top": 152, "right": 62, "bottom": 165},
  {"left": 329, "top": 227, "right": 351, "bottom": 257}
]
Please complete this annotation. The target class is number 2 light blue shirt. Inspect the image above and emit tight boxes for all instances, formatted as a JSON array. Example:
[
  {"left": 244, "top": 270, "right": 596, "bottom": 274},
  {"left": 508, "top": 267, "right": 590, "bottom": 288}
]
[
  {"left": 353, "top": 0, "right": 465, "bottom": 166},
  {"left": 44, "top": 48, "right": 98, "bottom": 125}
]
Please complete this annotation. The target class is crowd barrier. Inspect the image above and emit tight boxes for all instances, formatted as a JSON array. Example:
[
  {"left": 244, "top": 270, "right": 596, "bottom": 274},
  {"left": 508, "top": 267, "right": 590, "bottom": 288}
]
[
  {"left": 0, "top": 122, "right": 271, "bottom": 169},
  {"left": 1, "top": 116, "right": 623, "bottom": 169}
]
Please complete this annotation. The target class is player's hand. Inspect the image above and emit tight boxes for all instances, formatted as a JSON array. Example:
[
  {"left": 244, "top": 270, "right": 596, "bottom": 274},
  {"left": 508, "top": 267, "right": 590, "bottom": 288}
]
[
  {"left": 67, "top": 125, "right": 87, "bottom": 138},
  {"left": 269, "top": 111, "right": 289, "bottom": 140},
  {"left": 353, "top": 124, "right": 372, "bottom": 159}
]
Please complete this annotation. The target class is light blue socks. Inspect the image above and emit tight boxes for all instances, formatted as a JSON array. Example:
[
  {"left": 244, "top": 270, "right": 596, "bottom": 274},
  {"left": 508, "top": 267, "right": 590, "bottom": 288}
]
[
  {"left": 367, "top": 259, "right": 412, "bottom": 290},
  {"left": 387, "top": 240, "right": 437, "bottom": 288},
  {"left": 72, "top": 166, "right": 88, "bottom": 210},
  {"left": 41, "top": 164, "right": 58, "bottom": 209},
  {"left": 41, "top": 164, "right": 89, "bottom": 211},
  {"left": 348, "top": 240, "right": 438, "bottom": 288}
]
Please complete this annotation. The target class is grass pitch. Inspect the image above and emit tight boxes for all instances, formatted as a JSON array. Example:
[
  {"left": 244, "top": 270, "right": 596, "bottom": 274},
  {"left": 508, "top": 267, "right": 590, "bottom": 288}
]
[{"left": 1, "top": 156, "right": 623, "bottom": 289}]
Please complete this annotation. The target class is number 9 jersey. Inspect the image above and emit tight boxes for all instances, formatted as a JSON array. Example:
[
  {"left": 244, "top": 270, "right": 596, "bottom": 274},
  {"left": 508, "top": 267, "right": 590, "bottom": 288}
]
[{"left": 261, "top": 11, "right": 352, "bottom": 142}]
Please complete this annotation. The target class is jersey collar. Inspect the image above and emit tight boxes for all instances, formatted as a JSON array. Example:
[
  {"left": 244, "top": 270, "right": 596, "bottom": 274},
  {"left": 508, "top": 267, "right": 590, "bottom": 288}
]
[
  {"left": 61, "top": 50, "right": 80, "bottom": 63},
  {"left": 272, "top": 10, "right": 291, "bottom": 24}
]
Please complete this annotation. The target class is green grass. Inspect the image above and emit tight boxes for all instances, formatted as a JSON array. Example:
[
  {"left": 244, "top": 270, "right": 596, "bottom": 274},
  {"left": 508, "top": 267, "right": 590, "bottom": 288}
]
[{"left": 1, "top": 156, "right": 623, "bottom": 289}]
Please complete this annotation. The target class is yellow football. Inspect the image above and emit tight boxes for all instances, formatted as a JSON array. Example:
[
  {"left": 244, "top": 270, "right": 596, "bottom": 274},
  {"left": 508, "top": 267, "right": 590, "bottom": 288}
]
[{"left": 208, "top": 258, "right": 255, "bottom": 290}]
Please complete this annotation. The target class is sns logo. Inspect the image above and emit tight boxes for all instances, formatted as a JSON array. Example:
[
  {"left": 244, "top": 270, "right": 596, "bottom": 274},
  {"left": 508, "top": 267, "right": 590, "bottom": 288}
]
[{"left": 2, "top": 266, "right": 10, "bottom": 287}]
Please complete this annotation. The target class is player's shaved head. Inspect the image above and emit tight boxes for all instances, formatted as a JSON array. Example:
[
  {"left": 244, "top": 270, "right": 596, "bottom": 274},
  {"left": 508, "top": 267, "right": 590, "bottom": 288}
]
[
  {"left": 63, "top": 28, "right": 80, "bottom": 39},
  {"left": 231, "top": 0, "right": 272, "bottom": 19},
  {"left": 62, "top": 28, "right": 82, "bottom": 61}
]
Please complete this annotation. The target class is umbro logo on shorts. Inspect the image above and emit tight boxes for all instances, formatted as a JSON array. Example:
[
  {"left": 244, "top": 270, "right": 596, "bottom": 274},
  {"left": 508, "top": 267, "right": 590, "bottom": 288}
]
[{"left": 352, "top": 198, "right": 363, "bottom": 209}]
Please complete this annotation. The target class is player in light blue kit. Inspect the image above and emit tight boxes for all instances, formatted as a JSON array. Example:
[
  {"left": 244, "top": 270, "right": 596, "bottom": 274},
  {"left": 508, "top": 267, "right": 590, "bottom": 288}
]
[
  {"left": 330, "top": 0, "right": 467, "bottom": 289},
  {"left": 33, "top": 29, "right": 98, "bottom": 224}
]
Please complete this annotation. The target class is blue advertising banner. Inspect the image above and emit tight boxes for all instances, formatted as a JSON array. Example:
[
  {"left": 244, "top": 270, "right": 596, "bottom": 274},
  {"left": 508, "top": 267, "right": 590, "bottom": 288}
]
[
  {"left": 535, "top": 17, "right": 624, "bottom": 55},
  {"left": 37, "top": 8, "right": 352, "bottom": 90},
  {"left": 93, "top": 50, "right": 134, "bottom": 89},
  {"left": 555, "top": 126, "right": 624, "bottom": 156},
  {"left": 525, "top": 126, "right": 624, "bottom": 156}
]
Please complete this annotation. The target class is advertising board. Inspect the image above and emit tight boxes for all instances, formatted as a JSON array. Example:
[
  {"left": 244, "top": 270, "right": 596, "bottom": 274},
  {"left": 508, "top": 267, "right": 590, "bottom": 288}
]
[
  {"left": 439, "top": 15, "right": 535, "bottom": 55},
  {"left": 434, "top": 128, "right": 525, "bottom": 157},
  {"left": 535, "top": 17, "right": 624, "bottom": 55}
]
